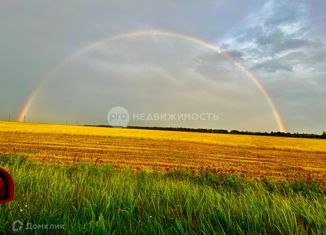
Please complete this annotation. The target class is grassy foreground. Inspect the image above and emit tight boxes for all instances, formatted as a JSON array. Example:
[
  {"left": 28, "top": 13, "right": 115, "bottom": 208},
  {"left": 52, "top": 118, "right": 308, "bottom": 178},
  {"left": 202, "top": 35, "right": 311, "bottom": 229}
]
[{"left": 0, "top": 156, "right": 325, "bottom": 234}]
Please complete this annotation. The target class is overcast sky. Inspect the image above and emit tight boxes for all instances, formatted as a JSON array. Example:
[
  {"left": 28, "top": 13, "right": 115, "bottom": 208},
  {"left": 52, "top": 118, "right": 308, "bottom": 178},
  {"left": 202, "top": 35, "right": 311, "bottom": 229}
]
[{"left": 0, "top": 0, "right": 325, "bottom": 133}]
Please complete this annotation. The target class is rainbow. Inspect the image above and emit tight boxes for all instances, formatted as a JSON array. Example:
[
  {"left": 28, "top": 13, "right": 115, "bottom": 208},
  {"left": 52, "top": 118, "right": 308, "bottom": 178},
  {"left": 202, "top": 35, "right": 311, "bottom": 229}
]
[{"left": 17, "top": 30, "right": 287, "bottom": 132}]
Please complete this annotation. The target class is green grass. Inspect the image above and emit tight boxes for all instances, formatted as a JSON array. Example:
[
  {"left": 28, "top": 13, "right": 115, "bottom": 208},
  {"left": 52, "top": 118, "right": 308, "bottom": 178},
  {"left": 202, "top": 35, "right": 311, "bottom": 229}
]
[{"left": 0, "top": 155, "right": 325, "bottom": 235}]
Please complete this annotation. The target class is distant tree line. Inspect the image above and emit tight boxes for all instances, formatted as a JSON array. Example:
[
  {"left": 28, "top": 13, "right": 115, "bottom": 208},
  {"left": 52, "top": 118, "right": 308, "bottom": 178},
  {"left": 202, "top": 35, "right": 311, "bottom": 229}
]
[{"left": 86, "top": 125, "right": 326, "bottom": 140}]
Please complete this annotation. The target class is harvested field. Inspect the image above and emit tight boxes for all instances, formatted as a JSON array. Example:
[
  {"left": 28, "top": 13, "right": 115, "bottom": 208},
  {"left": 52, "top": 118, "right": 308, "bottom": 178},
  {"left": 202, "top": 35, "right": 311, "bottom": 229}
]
[{"left": 0, "top": 122, "right": 325, "bottom": 182}]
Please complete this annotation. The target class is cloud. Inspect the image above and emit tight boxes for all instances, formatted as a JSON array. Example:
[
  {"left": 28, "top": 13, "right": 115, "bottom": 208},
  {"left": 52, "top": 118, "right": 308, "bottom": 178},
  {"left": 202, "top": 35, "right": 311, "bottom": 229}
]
[
  {"left": 223, "top": 0, "right": 326, "bottom": 73},
  {"left": 253, "top": 59, "right": 293, "bottom": 72},
  {"left": 0, "top": 0, "right": 325, "bottom": 132},
  {"left": 225, "top": 49, "right": 244, "bottom": 59},
  {"left": 264, "top": 1, "right": 304, "bottom": 27},
  {"left": 255, "top": 29, "right": 322, "bottom": 53},
  {"left": 218, "top": 0, "right": 326, "bottom": 132}
]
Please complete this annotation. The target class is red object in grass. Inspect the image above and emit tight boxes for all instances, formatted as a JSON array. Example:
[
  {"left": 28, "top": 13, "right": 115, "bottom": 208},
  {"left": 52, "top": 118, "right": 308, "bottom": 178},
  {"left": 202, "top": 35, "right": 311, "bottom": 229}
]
[
  {"left": 0, "top": 178, "right": 5, "bottom": 198},
  {"left": 0, "top": 167, "right": 14, "bottom": 204}
]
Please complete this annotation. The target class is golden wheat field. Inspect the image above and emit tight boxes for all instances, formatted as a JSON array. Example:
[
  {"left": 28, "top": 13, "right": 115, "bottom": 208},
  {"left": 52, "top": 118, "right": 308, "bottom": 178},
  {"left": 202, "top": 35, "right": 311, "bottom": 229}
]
[{"left": 0, "top": 121, "right": 325, "bottom": 182}]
